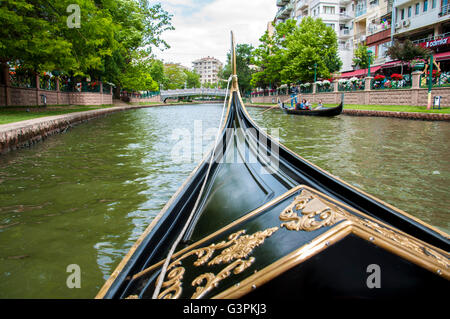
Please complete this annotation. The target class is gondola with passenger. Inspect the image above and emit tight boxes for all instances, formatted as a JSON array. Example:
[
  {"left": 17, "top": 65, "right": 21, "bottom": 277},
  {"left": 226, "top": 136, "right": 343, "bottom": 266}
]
[
  {"left": 278, "top": 97, "right": 343, "bottom": 117},
  {"left": 96, "top": 33, "right": 449, "bottom": 300}
]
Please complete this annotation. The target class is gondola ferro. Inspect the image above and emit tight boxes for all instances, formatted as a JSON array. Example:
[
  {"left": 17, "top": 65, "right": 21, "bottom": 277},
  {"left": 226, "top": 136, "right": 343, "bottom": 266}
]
[{"left": 96, "top": 32, "right": 449, "bottom": 300}]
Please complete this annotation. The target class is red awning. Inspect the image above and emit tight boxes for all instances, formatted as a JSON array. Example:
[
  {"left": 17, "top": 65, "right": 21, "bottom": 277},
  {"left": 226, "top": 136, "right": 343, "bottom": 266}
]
[
  {"left": 381, "top": 60, "right": 406, "bottom": 68},
  {"left": 340, "top": 66, "right": 382, "bottom": 78},
  {"left": 434, "top": 51, "right": 450, "bottom": 61}
]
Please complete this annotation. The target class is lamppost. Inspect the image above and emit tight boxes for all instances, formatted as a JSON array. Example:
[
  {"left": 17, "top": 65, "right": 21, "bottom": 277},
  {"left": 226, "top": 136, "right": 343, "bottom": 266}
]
[
  {"left": 427, "top": 53, "right": 434, "bottom": 110},
  {"left": 313, "top": 63, "right": 317, "bottom": 83},
  {"left": 367, "top": 49, "right": 373, "bottom": 77}
]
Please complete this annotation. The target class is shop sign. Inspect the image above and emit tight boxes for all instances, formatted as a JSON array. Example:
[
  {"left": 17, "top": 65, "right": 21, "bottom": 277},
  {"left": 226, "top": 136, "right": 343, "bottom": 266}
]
[{"left": 419, "top": 37, "right": 450, "bottom": 49}]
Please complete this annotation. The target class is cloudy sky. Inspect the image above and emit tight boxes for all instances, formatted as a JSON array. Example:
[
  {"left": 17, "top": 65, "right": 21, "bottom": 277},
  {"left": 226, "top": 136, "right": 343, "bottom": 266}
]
[{"left": 153, "top": 0, "right": 278, "bottom": 68}]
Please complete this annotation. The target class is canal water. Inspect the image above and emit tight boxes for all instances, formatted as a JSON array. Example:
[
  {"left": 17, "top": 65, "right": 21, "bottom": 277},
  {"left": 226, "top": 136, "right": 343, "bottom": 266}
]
[{"left": 0, "top": 103, "right": 448, "bottom": 298}]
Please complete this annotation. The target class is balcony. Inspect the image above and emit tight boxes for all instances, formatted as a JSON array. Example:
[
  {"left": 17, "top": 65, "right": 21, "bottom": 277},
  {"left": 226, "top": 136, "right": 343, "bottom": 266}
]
[
  {"left": 439, "top": 4, "right": 450, "bottom": 17},
  {"left": 276, "top": 2, "right": 294, "bottom": 18},
  {"left": 412, "top": 32, "right": 450, "bottom": 45},
  {"left": 276, "top": 0, "right": 290, "bottom": 7},
  {"left": 355, "top": 8, "right": 367, "bottom": 17},
  {"left": 354, "top": 32, "right": 367, "bottom": 44},
  {"left": 297, "top": 0, "right": 308, "bottom": 9},
  {"left": 339, "top": 12, "right": 354, "bottom": 21},
  {"left": 339, "top": 29, "right": 353, "bottom": 38}
]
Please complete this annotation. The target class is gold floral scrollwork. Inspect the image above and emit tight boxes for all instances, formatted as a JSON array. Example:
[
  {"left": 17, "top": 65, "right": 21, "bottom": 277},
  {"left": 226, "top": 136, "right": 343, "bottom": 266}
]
[
  {"left": 280, "top": 189, "right": 345, "bottom": 231},
  {"left": 279, "top": 187, "right": 449, "bottom": 271},
  {"left": 157, "top": 227, "right": 278, "bottom": 299},
  {"left": 191, "top": 258, "right": 255, "bottom": 299}
]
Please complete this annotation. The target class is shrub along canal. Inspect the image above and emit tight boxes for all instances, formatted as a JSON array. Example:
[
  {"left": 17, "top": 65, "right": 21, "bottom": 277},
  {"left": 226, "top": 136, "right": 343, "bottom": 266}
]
[{"left": 0, "top": 103, "right": 448, "bottom": 298}]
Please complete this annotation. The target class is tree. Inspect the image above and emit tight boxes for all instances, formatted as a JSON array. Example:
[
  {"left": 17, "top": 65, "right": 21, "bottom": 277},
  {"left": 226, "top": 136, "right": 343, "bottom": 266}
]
[
  {"left": 281, "top": 17, "right": 341, "bottom": 83},
  {"left": 220, "top": 44, "right": 254, "bottom": 94},
  {"left": 162, "top": 64, "right": 187, "bottom": 89},
  {"left": 251, "top": 19, "right": 297, "bottom": 89},
  {"left": 386, "top": 39, "right": 430, "bottom": 74},
  {"left": 352, "top": 44, "right": 371, "bottom": 69},
  {"left": 0, "top": 0, "right": 174, "bottom": 90},
  {"left": 121, "top": 53, "right": 158, "bottom": 92},
  {"left": 184, "top": 69, "right": 201, "bottom": 88},
  {"left": 148, "top": 59, "right": 166, "bottom": 86}
]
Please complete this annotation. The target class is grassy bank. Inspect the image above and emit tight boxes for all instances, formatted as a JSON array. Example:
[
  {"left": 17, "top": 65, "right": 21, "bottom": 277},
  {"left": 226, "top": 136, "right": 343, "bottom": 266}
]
[
  {"left": 0, "top": 105, "right": 113, "bottom": 125},
  {"left": 248, "top": 103, "right": 450, "bottom": 114}
]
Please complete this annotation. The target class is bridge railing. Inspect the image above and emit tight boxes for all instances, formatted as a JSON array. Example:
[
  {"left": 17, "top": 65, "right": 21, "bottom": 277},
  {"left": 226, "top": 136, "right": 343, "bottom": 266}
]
[{"left": 160, "top": 88, "right": 227, "bottom": 97}]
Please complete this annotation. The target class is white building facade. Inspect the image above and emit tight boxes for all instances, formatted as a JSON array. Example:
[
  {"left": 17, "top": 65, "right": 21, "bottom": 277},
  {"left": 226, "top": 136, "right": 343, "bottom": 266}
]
[{"left": 192, "top": 57, "right": 223, "bottom": 85}]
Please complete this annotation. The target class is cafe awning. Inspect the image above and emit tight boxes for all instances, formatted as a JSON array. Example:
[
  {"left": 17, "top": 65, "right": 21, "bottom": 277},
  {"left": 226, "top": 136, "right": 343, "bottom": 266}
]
[
  {"left": 340, "top": 66, "right": 382, "bottom": 78},
  {"left": 434, "top": 51, "right": 450, "bottom": 61}
]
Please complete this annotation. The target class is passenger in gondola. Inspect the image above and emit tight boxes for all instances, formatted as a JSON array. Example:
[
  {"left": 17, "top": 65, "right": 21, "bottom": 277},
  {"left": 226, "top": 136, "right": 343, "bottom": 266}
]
[
  {"left": 314, "top": 99, "right": 324, "bottom": 110},
  {"left": 303, "top": 100, "right": 311, "bottom": 110},
  {"left": 296, "top": 99, "right": 306, "bottom": 110}
]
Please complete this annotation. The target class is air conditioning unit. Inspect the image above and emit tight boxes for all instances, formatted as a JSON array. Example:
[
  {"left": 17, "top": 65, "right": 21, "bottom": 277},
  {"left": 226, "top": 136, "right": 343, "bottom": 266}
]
[
  {"left": 395, "top": 22, "right": 401, "bottom": 29},
  {"left": 402, "top": 19, "right": 410, "bottom": 27}
]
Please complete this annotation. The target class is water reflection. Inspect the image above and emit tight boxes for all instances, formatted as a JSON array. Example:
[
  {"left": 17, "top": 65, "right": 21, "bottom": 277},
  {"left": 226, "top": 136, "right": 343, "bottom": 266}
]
[{"left": 248, "top": 108, "right": 450, "bottom": 233}]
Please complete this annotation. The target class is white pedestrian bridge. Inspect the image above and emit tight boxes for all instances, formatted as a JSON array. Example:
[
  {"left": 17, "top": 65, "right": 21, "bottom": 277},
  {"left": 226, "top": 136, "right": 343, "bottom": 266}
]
[{"left": 160, "top": 88, "right": 227, "bottom": 100}]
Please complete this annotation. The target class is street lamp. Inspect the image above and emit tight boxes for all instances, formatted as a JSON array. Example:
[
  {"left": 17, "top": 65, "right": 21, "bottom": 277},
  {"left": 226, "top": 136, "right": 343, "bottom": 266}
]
[
  {"left": 427, "top": 53, "right": 434, "bottom": 110},
  {"left": 367, "top": 49, "right": 373, "bottom": 77},
  {"left": 313, "top": 63, "right": 317, "bottom": 83}
]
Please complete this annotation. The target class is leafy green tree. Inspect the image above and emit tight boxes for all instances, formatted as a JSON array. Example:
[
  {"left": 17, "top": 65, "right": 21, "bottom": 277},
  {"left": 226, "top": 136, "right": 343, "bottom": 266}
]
[
  {"left": 352, "top": 44, "right": 371, "bottom": 69},
  {"left": 386, "top": 39, "right": 430, "bottom": 74},
  {"left": 148, "top": 59, "right": 166, "bottom": 86},
  {"left": 184, "top": 69, "right": 201, "bottom": 88},
  {"left": 220, "top": 44, "right": 254, "bottom": 94},
  {"left": 162, "top": 64, "right": 187, "bottom": 89},
  {"left": 251, "top": 19, "right": 297, "bottom": 89},
  {"left": 0, "top": 0, "right": 174, "bottom": 91},
  {"left": 282, "top": 17, "right": 341, "bottom": 83}
]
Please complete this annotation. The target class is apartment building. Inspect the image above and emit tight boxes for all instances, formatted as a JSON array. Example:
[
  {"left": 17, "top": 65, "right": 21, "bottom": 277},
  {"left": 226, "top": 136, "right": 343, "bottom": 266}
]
[
  {"left": 353, "top": 0, "right": 393, "bottom": 67},
  {"left": 192, "top": 57, "right": 223, "bottom": 85},
  {"left": 274, "top": 0, "right": 450, "bottom": 75}
]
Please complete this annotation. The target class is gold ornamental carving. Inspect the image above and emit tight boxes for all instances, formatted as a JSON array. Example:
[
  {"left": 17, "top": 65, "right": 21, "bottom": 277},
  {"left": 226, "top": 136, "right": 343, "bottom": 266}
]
[
  {"left": 280, "top": 188, "right": 449, "bottom": 270},
  {"left": 157, "top": 227, "right": 278, "bottom": 299},
  {"left": 279, "top": 189, "right": 345, "bottom": 231}
]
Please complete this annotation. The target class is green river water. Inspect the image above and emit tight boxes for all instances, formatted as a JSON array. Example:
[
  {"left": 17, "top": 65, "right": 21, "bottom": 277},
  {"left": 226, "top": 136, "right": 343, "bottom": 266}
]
[{"left": 0, "top": 103, "right": 449, "bottom": 298}]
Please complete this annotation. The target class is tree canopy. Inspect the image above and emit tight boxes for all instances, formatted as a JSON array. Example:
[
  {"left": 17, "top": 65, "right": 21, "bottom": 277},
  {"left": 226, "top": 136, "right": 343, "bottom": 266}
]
[
  {"left": 352, "top": 44, "right": 371, "bottom": 69},
  {"left": 220, "top": 43, "right": 254, "bottom": 94},
  {"left": 0, "top": 0, "right": 174, "bottom": 91},
  {"left": 251, "top": 18, "right": 341, "bottom": 88},
  {"left": 386, "top": 39, "right": 431, "bottom": 74}
]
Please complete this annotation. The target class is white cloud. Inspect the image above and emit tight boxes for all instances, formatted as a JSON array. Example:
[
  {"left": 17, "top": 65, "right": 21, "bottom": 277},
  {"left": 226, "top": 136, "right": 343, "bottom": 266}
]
[{"left": 154, "top": 0, "right": 277, "bottom": 68}]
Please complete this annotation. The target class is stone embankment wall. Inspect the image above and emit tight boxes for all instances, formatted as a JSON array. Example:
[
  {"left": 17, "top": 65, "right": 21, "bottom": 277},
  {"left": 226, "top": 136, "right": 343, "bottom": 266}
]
[
  {"left": 251, "top": 87, "right": 450, "bottom": 108},
  {"left": 248, "top": 104, "right": 450, "bottom": 121},
  {"left": 0, "top": 106, "right": 142, "bottom": 154}
]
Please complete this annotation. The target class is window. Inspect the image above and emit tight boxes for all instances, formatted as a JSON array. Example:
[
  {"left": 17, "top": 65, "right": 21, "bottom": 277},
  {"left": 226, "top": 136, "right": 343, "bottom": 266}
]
[
  {"left": 408, "top": 6, "right": 412, "bottom": 17},
  {"left": 423, "top": 0, "right": 428, "bottom": 11},
  {"left": 401, "top": 8, "right": 405, "bottom": 19},
  {"left": 326, "top": 23, "right": 335, "bottom": 30},
  {"left": 415, "top": 3, "right": 420, "bottom": 14},
  {"left": 323, "top": 6, "right": 335, "bottom": 14},
  {"left": 432, "top": 0, "right": 436, "bottom": 9}
]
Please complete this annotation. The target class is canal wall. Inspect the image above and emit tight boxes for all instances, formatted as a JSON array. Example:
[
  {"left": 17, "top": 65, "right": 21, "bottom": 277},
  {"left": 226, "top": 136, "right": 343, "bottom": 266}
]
[
  {"left": 248, "top": 104, "right": 450, "bottom": 121},
  {"left": 0, "top": 105, "right": 146, "bottom": 154},
  {"left": 250, "top": 87, "right": 450, "bottom": 108}
]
